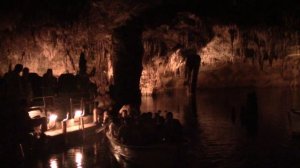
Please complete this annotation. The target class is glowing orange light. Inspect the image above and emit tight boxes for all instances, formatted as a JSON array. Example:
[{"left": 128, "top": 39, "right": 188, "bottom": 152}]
[
  {"left": 48, "top": 114, "right": 57, "bottom": 129},
  {"left": 49, "top": 114, "right": 57, "bottom": 122},
  {"left": 74, "top": 110, "right": 83, "bottom": 118}
]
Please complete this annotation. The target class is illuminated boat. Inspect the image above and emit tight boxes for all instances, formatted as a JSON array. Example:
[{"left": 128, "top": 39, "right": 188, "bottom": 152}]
[{"left": 105, "top": 130, "right": 181, "bottom": 168}]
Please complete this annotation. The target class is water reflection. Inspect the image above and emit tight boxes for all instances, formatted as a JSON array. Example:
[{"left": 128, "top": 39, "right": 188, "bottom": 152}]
[
  {"left": 75, "top": 151, "right": 83, "bottom": 168},
  {"left": 49, "top": 158, "right": 58, "bottom": 168},
  {"left": 240, "top": 91, "right": 258, "bottom": 138},
  {"left": 24, "top": 88, "right": 300, "bottom": 167},
  {"left": 183, "top": 94, "right": 200, "bottom": 142},
  {"left": 182, "top": 94, "right": 202, "bottom": 167}
]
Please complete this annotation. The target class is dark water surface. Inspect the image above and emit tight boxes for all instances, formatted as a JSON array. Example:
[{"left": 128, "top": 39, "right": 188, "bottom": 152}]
[{"left": 27, "top": 88, "right": 300, "bottom": 168}]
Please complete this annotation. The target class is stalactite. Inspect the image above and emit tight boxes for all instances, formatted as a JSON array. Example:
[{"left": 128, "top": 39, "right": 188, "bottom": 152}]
[
  {"left": 229, "top": 27, "right": 237, "bottom": 60},
  {"left": 147, "top": 40, "right": 150, "bottom": 56},
  {"left": 153, "top": 39, "right": 157, "bottom": 56},
  {"left": 150, "top": 39, "right": 154, "bottom": 56},
  {"left": 66, "top": 49, "right": 76, "bottom": 72}
]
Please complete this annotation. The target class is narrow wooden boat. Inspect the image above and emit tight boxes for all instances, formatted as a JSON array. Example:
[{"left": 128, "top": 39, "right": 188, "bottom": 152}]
[{"left": 105, "top": 130, "right": 181, "bottom": 168}]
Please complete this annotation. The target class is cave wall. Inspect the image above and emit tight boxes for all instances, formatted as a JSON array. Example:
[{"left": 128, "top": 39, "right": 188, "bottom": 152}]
[
  {"left": 139, "top": 14, "right": 300, "bottom": 94},
  {"left": 0, "top": 24, "right": 111, "bottom": 76},
  {"left": 198, "top": 25, "right": 299, "bottom": 88},
  {"left": 0, "top": 1, "right": 300, "bottom": 95}
]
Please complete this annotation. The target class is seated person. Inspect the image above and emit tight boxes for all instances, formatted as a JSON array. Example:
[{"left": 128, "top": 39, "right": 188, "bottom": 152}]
[{"left": 163, "top": 112, "right": 183, "bottom": 142}]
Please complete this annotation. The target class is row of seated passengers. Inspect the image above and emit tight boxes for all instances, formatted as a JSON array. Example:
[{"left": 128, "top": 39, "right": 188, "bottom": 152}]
[
  {"left": 0, "top": 64, "right": 96, "bottom": 100},
  {"left": 105, "top": 110, "right": 183, "bottom": 145}
]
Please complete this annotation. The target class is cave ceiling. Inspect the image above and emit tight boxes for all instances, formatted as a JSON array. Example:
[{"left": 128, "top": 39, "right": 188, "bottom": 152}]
[{"left": 0, "top": 0, "right": 299, "bottom": 32}]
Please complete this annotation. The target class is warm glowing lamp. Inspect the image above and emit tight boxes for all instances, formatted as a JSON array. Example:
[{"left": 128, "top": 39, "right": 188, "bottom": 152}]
[
  {"left": 48, "top": 114, "right": 57, "bottom": 129},
  {"left": 74, "top": 110, "right": 83, "bottom": 120},
  {"left": 49, "top": 114, "right": 58, "bottom": 121}
]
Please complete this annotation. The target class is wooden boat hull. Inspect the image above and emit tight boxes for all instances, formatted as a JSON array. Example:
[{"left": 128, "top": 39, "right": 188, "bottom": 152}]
[{"left": 106, "top": 132, "right": 181, "bottom": 168}]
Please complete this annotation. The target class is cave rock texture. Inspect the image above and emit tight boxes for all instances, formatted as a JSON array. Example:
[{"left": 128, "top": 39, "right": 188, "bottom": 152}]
[{"left": 0, "top": 0, "right": 299, "bottom": 96}]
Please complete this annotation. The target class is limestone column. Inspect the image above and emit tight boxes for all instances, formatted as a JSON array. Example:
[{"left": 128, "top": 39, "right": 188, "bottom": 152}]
[{"left": 111, "top": 20, "right": 144, "bottom": 116}]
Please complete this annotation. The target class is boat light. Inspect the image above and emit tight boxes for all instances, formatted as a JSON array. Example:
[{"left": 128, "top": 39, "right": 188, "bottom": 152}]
[
  {"left": 74, "top": 110, "right": 83, "bottom": 118},
  {"left": 48, "top": 114, "right": 58, "bottom": 129},
  {"left": 49, "top": 114, "right": 58, "bottom": 122}
]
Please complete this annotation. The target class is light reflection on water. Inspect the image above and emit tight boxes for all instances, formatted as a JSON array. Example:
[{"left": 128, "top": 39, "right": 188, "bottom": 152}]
[
  {"left": 75, "top": 151, "right": 82, "bottom": 168},
  {"left": 30, "top": 88, "right": 300, "bottom": 168},
  {"left": 49, "top": 158, "right": 58, "bottom": 168}
]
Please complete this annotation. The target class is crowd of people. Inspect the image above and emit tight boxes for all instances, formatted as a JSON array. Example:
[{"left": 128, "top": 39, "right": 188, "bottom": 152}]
[
  {"left": 0, "top": 64, "right": 97, "bottom": 103},
  {"left": 0, "top": 64, "right": 56, "bottom": 103},
  {"left": 104, "top": 108, "right": 183, "bottom": 145}
]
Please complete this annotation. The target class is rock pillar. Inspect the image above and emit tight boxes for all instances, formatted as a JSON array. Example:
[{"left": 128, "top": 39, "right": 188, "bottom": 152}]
[{"left": 111, "top": 20, "right": 144, "bottom": 116}]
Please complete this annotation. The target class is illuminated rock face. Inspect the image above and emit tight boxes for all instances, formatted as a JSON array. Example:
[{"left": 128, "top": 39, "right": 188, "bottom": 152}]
[
  {"left": 0, "top": 1, "right": 299, "bottom": 95},
  {"left": 0, "top": 27, "right": 112, "bottom": 76},
  {"left": 140, "top": 24, "right": 300, "bottom": 94}
]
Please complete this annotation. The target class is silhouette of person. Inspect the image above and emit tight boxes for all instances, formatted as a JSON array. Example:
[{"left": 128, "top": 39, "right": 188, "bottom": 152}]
[
  {"left": 58, "top": 73, "right": 76, "bottom": 95},
  {"left": 3, "top": 64, "right": 24, "bottom": 101},
  {"left": 42, "top": 69, "right": 57, "bottom": 96},
  {"left": 76, "top": 52, "right": 92, "bottom": 97},
  {"left": 163, "top": 112, "right": 182, "bottom": 142}
]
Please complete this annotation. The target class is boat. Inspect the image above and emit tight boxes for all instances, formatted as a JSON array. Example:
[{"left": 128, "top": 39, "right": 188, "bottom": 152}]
[{"left": 105, "top": 125, "right": 182, "bottom": 168}]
